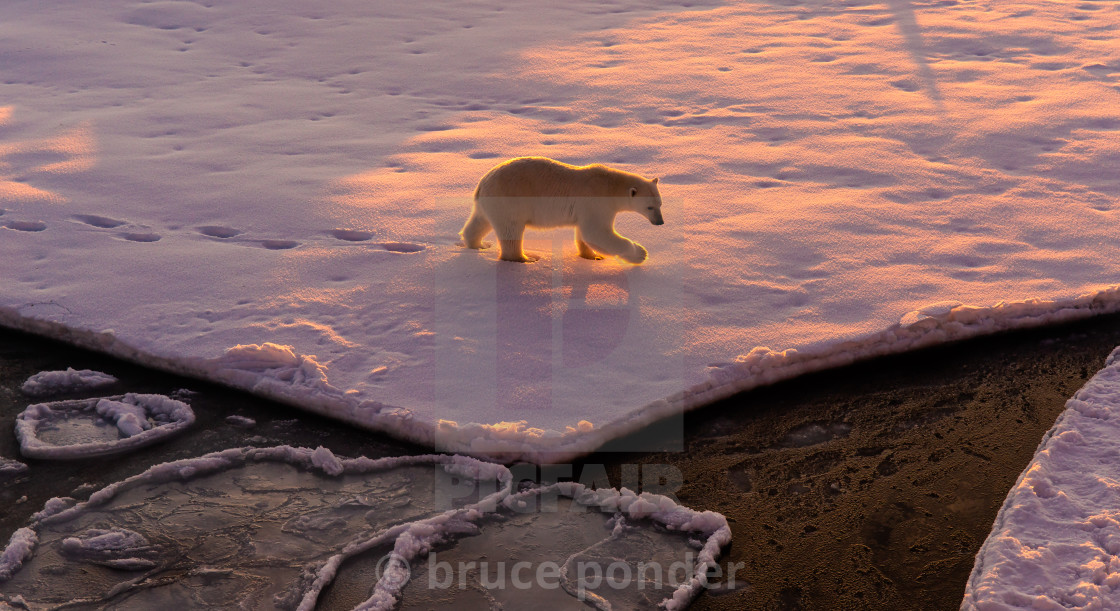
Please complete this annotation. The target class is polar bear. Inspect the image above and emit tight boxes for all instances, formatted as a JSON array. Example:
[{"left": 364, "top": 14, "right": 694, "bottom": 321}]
[{"left": 459, "top": 157, "right": 663, "bottom": 263}]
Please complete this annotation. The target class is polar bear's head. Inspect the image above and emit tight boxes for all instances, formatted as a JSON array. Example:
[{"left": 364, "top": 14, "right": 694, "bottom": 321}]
[{"left": 629, "top": 177, "right": 663, "bottom": 226}]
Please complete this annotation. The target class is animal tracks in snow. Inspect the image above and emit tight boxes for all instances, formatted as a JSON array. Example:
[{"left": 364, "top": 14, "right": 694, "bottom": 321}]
[
  {"left": 121, "top": 232, "right": 162, "bottom": 243},
  {"left": 328, "top": 228, "right": 427, "bottom": 253},
  {"left": 70, "top": 214, "right": 161, "bottom": 242},
  {"left": 261, "top": 238, "right": 299, "bottom": 250},
  {"left": 329, "top": 228, "right": 375, "bottom": 242},
  {"left": 2, "top": 219, "right": 46, "bottom": 232},
  {"left": 197, "top": 225, "right": 243, "bottom": 239},
  {"left": 380, "top": 240, "right": 423, "bottom": 251},
  {"left": 4, "top": 211, "right": 426, "bottom": 254},
  {"left": 72, "top": 214, "right": 126, "bottom": 229}
]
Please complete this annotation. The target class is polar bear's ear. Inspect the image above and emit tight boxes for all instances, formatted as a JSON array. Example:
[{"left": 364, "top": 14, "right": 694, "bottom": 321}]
[
  {"left": 652, "top": 177, "right": 658, "bottom": 185},
  {"left": 630, "top": 187, "right": 638, "bottom": 197}
]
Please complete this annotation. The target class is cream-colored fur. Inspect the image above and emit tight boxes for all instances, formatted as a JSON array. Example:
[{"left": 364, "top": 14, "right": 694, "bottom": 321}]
[{"left": 459, "top": 157, "right": 663, "bottom": 263}]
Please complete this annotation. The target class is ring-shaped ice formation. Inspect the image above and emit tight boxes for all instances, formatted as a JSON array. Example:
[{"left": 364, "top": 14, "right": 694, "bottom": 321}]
[
  {"left": 14, "top": 393, "right": 195, "bottom": 460},
  {"left": 0, "top": 446, "right": 729, "bottom": 610}
]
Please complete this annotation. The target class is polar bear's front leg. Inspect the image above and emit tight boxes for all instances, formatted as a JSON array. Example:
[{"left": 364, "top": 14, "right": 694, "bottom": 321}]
[
  {"left": 624, "top": 242, "right": 648, "bottom": 264},
  {"left": 578, "top": 222, "right": 648, "bottom": 264}
]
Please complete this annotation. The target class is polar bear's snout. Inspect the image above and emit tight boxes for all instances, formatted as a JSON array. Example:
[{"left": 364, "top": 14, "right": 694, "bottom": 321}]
[{"left": 641, "top": 202, "right": 664, "bottom": 226}]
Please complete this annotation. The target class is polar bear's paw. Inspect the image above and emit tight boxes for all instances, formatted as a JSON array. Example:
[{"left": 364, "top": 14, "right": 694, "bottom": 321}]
[
  {"left": 621, "top": 242, "right": 648, "bottom": 264},
  {"left": 459, "top": 239, "right": 492, "bottom": 250},
  {"left": 501, "top": 253, "right": 540, "bottom": 263}
]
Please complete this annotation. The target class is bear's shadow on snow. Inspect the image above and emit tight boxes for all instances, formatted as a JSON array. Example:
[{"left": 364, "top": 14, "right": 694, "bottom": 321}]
[{"left": 443, "top": 245, "right": 639, "bottom": 409}]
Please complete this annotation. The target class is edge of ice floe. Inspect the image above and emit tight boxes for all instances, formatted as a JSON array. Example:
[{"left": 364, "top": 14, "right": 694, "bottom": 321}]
[
  {"left": 960, "top": 345, "right": 1120, "bottom": 609},
  {"left": 4, "top": 286, "right": 1120, "bottom": 463},
  {"left": 0, "top": 446, "right": 730, "bottom": 611},
  {"left": 14, "top": 393, "right": 196, "bottom": 460}
]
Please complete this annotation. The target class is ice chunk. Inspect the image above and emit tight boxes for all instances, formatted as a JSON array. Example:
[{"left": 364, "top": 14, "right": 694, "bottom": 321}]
[
  {"left": 311, "top": 445, "right": 344, "bottom": 476},
  {"left": 0, "top": 528, "right": 36, "bottom": 581},
  {"left": 220, "top": 343, "right": 303, "bottom": 370},
  {"left": 20, "top": 368, "right": 118, "bottom": 397},
  {"left": 899, "top": 301, "right": 963, "bottom": 327},
  {"left": 225, "top": 415, "right": 256, "bottom": 428},
  {"left": 15, "top": 393, "right": 195, "bottom": 459},
  {"left": 215, "top": 343, "right": 334, "bottom": 394},
  {"left": 0, "top": 457, "right": 28, "bottom": 479},
  {"left": 774, "top": 422, "right": 852, "bottom": 448},
  {"left": 963, "top": 350, "right": 1120, "bottom": 608},
  {"left": 59, "top": 528, "right": 158, "bottom": 570},
  {"left": 95, "top": 398, "right": 153, "bottom": 437}
]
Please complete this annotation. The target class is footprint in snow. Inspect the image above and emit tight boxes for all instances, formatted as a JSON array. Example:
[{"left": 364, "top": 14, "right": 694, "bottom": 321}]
[
  {"left": 260, "top": 239, "right": 299, "bottom": 250},
  {"left": 329, "top": 230, "right": 424, "bottom": 253},
  {"left": 67, "top": 212, "right": 160, "bottom": 242},
  {"left": 199, "top": 225, "right": 302, "bottom": 250},
  {"left": 330, "top": 228, "right": 374, "bottom": 242},
  {"left": 121, "top": 232, "right": 161, "bottom": 243},
  {"left": 381, "top": 242, "right": 425, "bottom": 253},
  {"left": 33, "top": 211, "right": 418, "bottom": 254},
  {"left": 73, "top": 214, "right": 126, "bottom": 229},
  {"left": 198, "top": 225, "right": 242, "bottom": 239},
  {"left": 3, "top": 220, "right": 47, "bottom": 232}
]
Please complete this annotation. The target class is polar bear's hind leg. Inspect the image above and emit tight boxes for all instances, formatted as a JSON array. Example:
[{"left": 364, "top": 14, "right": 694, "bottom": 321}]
[
  {"left": 459, "top": 206, "right": 493, "bottom": 249},
  {"left": 498, "top": 239, "right": 539, "bottom": 263},
  {"left": 575, "top": 227, "right": 604, "bottom": 260},
  {"left": 491, "top": 218, "right": 538, "bottom": 262}
]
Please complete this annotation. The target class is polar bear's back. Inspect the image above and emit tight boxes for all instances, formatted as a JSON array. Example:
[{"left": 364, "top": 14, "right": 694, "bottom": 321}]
[
  {"left": 473, "top": 157, "right": 638, "bottom": 229},
  {"left": 475, "top": 157, "right": 634, "bottom": 199}
]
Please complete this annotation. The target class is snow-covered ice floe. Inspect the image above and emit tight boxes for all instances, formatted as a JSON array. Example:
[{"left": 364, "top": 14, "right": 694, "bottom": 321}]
[
  {"left": 0, "top": 446, "right": 729, "bottom": 610},
  {"left": 15, "top": 393, "right": 195, "bottom": 460},
  {"left": 962, "top": 346, "right": 1120, "bottom": 609},
  {"left": 9, "top": 288, "right": 1120, "bottom": 466},
  {"left": 3, "top": 0, "right": 1120, "bottom": 463},
  {"left": 20, "top": 368, "right": 118, "bottom": 397}
]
